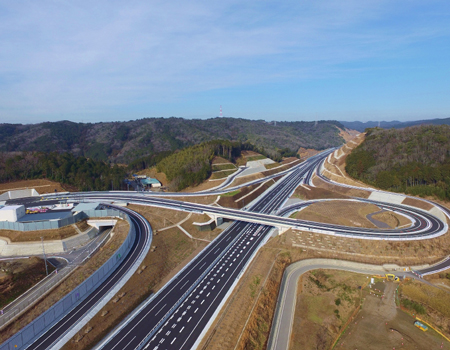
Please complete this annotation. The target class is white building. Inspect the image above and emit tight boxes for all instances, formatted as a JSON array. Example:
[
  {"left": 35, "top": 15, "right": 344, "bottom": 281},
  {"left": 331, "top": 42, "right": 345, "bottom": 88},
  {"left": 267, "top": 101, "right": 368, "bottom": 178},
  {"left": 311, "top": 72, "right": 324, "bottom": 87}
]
[{"left": 0, "top": 205, "right": 26, "bottom": 222}]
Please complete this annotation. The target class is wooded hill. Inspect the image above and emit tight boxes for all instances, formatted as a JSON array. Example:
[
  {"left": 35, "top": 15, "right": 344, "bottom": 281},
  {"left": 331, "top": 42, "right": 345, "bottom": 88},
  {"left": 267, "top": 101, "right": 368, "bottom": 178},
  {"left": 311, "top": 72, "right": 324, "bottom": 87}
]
[
  {"left": 0, "top": 152, "right": 127, "bottom": 192},
  {"left": 0, "top": 118, "right": 346, "bottom": 164},
  {"left": 345, "top": 125, "right": 450, "bottom": 200}
]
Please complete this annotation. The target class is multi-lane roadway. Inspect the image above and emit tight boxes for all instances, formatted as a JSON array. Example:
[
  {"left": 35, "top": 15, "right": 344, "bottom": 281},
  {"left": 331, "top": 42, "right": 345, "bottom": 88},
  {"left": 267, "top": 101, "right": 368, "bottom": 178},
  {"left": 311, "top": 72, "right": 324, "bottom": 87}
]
[{"left": 2, "top": 148, "right": 449, "bottom": 350}]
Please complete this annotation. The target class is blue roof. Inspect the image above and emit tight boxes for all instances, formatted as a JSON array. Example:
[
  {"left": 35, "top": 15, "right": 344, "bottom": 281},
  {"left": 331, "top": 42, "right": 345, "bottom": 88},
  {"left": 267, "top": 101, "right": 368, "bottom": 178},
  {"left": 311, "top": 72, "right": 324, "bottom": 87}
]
[{"left": 141, "top": 178, "right": 160, "bottom": 185}]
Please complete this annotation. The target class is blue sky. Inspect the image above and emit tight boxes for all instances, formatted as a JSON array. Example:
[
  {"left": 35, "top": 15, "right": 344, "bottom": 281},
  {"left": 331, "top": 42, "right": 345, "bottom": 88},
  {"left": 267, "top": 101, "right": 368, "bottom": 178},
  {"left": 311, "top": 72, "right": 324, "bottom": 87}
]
[{"left": 0, "top": 0, "right": 449, "bottom": 124}]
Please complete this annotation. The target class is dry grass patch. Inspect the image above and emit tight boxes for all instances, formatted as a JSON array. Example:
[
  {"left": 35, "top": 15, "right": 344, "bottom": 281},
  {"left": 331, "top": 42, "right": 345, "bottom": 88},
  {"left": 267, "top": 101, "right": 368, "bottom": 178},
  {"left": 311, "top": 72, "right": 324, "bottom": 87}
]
[
  {"left": 184, "top": 178, "right": 226, "bottom": 192},
  {"left": 293, "top": 201, "right": 381, "bottom": 228},
  {"left": 75, "top": 220, "right": 91, "bottom": 232},
  {"left": 400, "top": 279, "right": 450, "bottom": 337},
  {"left": 280, "top": 228, "right": 450, "bottom": 265},
  {"left": 164, "top": 195, "right": 218, "bottom": 205},
  {"left": 291, "top": 270, "right": 367, "bottom": 350},
  {"left": 0, "top": 220, "right": 129, "bottom": 343}
]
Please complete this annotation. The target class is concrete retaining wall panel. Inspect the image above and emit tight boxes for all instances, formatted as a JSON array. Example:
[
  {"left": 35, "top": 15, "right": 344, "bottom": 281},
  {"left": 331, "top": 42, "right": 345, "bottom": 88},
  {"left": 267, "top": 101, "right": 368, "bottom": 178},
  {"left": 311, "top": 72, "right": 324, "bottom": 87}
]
[
  {"left": 44, "top": 310, "right": 54, "bottom": 327},
  {"left": 34, "top": 317, "right": 45, "bottom": 334},
  {"left": 8, "top": 335, "right": 22, "bottom": 349},
  {"left": 63, "top": 295, "right": 72, "bottom": 311},
  {"left": 54, "top": 302, "right": 64, "bottom": 319},
  {"left": 21, "top": 324, "right": 34, "bottom": 344}
]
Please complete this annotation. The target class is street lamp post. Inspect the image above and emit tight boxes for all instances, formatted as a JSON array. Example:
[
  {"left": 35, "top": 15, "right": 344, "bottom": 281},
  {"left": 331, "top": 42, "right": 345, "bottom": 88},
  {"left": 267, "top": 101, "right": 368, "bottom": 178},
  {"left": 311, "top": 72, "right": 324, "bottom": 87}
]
[{"left": 41, "top": 237, "right": 49, "bottom": 276}]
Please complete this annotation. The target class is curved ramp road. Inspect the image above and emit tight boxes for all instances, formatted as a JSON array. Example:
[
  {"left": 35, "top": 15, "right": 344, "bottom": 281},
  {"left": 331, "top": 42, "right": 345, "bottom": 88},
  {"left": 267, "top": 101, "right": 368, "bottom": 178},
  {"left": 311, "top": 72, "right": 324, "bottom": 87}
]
[
  {"left": 266, "top": 256, "right": 450, "bottom": 350},
  {"left": 5, "top": 147, "right": 449, "bottom": 350},
  {"left": 21, "top": 206, "right": 152, "bottom": 350}
]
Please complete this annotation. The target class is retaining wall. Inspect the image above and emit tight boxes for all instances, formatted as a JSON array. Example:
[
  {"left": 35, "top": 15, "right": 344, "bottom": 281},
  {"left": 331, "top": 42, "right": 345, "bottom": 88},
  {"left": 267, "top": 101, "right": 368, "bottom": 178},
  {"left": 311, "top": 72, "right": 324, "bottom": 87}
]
[{"left": 0, "top": 209, "right": 135, "bottom": 350}]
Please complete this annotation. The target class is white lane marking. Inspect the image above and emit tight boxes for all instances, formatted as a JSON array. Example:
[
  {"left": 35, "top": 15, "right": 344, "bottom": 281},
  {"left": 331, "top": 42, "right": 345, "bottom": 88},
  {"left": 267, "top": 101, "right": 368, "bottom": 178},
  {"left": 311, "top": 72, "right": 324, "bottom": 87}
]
[
  {"left": 155, "top": 304, "right": 167, "bottom": 316},
  {"left": 171, "top": 338, "right": 176, "bottom": 344},
  {"left": 180, "top": 326, "right": 185, "bottom": 332},
  {"left": 123, "top": 336, "right": 136, "bottom": 349},
  {"left": 212, "top": 285, "right": 215, "bottom": 290},
  {"left": 199, "top": 262, "right": 206, "bottom": 269},
  {"left": 194, "top": 308, "right": 199, "bottom": 313},
  {"left": 207, "top": 292, "right": 210, "bottom": 297},
  {"left": 201, "top": 299, "right": 205, "bottom": 304},
  {"left": 188, "top": 317, "right": 192, "bottom": 322}
]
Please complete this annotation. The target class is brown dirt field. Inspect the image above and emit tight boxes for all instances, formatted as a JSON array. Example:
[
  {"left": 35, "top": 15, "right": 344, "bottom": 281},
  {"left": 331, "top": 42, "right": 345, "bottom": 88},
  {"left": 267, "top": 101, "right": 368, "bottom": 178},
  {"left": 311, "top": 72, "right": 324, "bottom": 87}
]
[
  {"left": 164, "top": 195, "right": 218, "bottom": 205},
  {"left": 212, "top": 156, "right": 233, "bottom": 164},
  {"left": 62, "top": 213, "right": 209, "bottom": 350},
  {"left": 293, "top": 201, "right": 412, "bottom": 229},
  {"left": 0, "top": 257, "right": 54, "bottom": 309},
  {"left": 337, "top": 282, "right": 447, "bottom": 350},
  {"left": 0, "top": 224, "right": 79, "bottom": 242},
  {"left": 0, "top": 179, "right": 69, "bottom": 194},
  {"left": 290, "top": 269, "right": 367, "bottom": 350},
  {"left": 294, "top": 201, "right": 380, "bottom": 228},
  {"left": 0, "top": 220, "right": 129, "bottom": 343},
  {"left": 399, "top": 279, "right": 450, "bottom": 337}
]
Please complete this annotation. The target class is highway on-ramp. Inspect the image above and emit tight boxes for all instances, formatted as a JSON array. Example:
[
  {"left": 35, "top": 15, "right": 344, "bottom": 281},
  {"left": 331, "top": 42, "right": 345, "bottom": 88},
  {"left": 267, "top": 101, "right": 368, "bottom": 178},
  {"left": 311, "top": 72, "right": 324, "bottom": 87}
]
[{"left": 23, "top": 206, "right": 152, "bottom": 350}]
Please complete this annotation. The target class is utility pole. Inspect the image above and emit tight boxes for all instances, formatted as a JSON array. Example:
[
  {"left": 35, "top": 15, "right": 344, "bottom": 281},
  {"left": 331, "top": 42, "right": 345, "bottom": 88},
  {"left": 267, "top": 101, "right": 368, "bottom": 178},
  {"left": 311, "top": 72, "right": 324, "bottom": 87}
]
[{"left": 41, "top": 237, "right": 49, "bottom": 276}]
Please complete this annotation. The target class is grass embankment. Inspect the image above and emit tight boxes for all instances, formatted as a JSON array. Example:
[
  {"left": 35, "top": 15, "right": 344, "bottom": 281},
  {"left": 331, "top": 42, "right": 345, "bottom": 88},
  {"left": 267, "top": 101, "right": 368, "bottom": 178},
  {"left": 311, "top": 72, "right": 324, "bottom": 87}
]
[
  {"left": 212, "top": 164, "right": 236, "bottom": 171},
  {"left": 264, "top": 162, "right": 280, "bottom": 170},
  {"left": 210, "top": 170, "right": 237, "bottom": 179},
  {"left": 0, "top": 219, "right": 129, "bottom": 343},
  {"left": 246, "top": 155, "right": 267, "bottom": 161}
]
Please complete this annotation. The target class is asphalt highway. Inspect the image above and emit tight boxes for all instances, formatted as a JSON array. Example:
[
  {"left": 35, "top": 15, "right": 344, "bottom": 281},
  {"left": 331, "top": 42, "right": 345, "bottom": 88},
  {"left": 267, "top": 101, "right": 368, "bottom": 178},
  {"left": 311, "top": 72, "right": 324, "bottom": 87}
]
[
  {"left": 95, "top": 151, "right": 324, "bottom": 350},
  {"left": 24, "top": 206, "right": 151, "bottom": 350},
  {"left": 6, "top": 147, "right": 449, "bottom": 350}
]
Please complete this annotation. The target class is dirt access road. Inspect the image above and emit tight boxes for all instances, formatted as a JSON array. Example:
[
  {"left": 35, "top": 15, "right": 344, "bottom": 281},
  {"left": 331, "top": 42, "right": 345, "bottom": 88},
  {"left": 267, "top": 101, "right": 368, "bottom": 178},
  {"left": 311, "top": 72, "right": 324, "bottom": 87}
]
[{"left": 337, "top": 282, "right": 447, "bottom": 350}]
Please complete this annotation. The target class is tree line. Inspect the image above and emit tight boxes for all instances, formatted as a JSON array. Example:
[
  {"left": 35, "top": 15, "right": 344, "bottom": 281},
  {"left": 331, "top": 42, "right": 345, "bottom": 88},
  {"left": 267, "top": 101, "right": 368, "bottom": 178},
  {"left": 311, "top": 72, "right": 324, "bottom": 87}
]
[
  {"left": 345, "top": 125, "right": 450, "bottom": 200},
  {"left": 0, "top": 152, "right": 127, "bottom": 191}
]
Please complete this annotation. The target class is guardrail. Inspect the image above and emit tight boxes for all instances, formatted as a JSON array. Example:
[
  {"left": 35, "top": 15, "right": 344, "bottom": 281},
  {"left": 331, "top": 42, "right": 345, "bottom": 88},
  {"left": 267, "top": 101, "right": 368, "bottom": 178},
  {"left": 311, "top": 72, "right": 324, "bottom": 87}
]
[{"left": 0, "top": 209, "right": 135, "bottom": 350}]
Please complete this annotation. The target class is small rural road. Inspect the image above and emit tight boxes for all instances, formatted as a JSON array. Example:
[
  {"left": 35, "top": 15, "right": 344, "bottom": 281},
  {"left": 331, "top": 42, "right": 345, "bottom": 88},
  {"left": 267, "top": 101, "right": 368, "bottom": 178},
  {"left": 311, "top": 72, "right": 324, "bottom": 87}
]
[{"left": 266, "top": 259, "right": 388, "bottom": 350}]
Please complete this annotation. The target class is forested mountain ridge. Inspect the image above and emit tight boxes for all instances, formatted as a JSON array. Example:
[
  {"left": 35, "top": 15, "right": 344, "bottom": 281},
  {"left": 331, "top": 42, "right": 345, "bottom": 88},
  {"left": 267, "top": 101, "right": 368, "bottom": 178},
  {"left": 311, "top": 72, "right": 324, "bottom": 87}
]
[
  {"left": 340, "top": 117, "right": 450, "bottom": 132},
  {"left": 0, "top": 118, "right": 346, "bottom": 164},
  {"left": 345, "top": 125, "right": 450, "bottom": 200}
]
